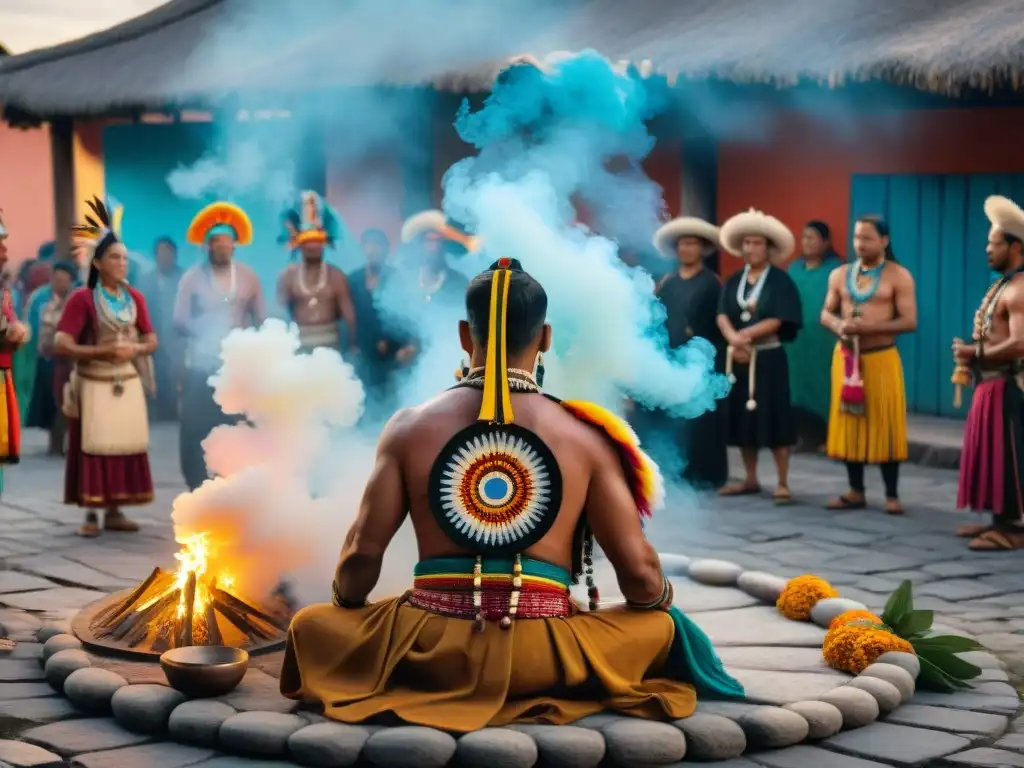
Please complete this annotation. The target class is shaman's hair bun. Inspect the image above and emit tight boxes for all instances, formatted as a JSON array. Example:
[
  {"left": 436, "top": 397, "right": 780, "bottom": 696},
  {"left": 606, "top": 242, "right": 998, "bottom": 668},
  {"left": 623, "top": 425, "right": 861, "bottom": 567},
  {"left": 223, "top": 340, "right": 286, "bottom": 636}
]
[{"left": 489, "top": 257, "right": 524, "bottom": 271}]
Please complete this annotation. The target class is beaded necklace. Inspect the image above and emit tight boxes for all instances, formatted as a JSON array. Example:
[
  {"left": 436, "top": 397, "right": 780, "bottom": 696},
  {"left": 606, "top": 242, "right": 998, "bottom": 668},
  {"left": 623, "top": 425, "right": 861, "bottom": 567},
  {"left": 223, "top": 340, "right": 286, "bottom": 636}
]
[
  {"left": 96, "top": 284, "right": 133, "bottom": 326},
  {"left": 736, "top": 265, "right": 770, "bottom": 323},
  {"left": 973, "top": 267, "right": 1024, "bottom": 342},
  {"left": 459, "top": 368, "right": 540, "bottom": 393},
  {"left": 297, "top": 261, "right": 327, "bottom": 307},
  {"left": 846, "top": 259, "right": 886, "bottom": 304}
]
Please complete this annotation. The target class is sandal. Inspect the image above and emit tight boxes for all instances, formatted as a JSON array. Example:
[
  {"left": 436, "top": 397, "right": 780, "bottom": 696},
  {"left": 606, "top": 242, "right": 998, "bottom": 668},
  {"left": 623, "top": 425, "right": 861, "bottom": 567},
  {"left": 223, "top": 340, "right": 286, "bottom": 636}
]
[
  {"left": 104, "top": 512, "right": 140, "bottom": 533},
  {"left": 968, "top": 529, "right": 1024, "bottom": 551},
  {"left": 773, "top": 486, "right": 793, "bottom": 505},
  {"left": 718, "top": 482, "right": 761, "bottom": 497},
  {"left": 826, "top": 493, "right": 866, "bottom": 510},
  {"left": 76, "top": 521, "right": 101, "bottom": 538},
  {"left": 956, "top": 523, "right": 992, "bottom": 538},
  {"left": 884, "top": 499, "right": 904, "bottom": 516}
]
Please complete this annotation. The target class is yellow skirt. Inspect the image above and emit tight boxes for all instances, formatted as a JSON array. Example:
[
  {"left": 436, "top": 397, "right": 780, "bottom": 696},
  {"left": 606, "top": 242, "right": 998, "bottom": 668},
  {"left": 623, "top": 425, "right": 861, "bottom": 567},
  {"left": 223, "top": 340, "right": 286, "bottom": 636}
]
[
  {"left": 826, "top": 343, "right": 908, "bottom": 463},
  {"left": 280, "top": 598, "right": 697, "bottom": 733}
]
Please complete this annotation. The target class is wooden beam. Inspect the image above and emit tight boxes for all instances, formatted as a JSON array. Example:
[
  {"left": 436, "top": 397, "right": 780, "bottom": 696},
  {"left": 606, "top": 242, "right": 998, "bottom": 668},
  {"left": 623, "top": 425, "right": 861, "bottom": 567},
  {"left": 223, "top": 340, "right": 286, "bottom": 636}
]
[{"left": 49, "top": 117, "right": 76, "bottom": 261}]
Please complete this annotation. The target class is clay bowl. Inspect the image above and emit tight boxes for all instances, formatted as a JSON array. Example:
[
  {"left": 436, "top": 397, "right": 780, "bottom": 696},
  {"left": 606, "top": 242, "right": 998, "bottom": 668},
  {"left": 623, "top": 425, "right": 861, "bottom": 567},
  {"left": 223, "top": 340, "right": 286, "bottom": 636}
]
[{"left": 160, "top": 645, "right": 249, "bottom": 698}]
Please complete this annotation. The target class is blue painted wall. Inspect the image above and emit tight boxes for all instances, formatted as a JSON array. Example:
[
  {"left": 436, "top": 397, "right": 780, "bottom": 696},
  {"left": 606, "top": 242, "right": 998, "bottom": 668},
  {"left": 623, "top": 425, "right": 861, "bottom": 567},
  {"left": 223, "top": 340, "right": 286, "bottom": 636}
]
[{"left": 850, "top": 173, "right": 1024, "bottom": 417}]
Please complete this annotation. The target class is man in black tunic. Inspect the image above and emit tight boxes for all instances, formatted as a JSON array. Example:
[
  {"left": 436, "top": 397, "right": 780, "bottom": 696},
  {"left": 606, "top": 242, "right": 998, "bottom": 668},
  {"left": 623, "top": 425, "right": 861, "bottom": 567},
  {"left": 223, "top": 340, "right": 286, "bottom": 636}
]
[
  {"left": 716, "top": 209, "right": 803, "bottom": 503},
  {"left": 647, "top": 216, "right": 729, "bottom": 489}
]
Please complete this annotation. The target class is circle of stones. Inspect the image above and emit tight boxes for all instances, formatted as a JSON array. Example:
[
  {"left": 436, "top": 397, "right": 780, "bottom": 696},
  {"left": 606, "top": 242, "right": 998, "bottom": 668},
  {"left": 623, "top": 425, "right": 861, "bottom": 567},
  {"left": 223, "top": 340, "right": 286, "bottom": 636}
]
[{"left": 17, "top": 554, "right": 1012, "bottom": 767}]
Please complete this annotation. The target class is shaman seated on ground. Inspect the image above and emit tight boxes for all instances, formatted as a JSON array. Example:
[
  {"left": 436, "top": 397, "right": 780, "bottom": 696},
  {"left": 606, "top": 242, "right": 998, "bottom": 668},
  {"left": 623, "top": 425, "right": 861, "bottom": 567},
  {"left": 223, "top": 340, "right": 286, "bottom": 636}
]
[{"left": 279, "top": 258, "right": 742, "bottom": 732}]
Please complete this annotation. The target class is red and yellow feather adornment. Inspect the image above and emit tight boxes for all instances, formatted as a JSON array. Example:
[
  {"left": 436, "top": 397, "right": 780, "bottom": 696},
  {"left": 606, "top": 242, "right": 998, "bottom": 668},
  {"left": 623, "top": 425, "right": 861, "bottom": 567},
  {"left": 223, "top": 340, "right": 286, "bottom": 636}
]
[
  {"left": 186, "top": 202, "right": 254, "bottom": 246},
  {"left": 561, "top": 399, "right": 665, "bottom": 518}
]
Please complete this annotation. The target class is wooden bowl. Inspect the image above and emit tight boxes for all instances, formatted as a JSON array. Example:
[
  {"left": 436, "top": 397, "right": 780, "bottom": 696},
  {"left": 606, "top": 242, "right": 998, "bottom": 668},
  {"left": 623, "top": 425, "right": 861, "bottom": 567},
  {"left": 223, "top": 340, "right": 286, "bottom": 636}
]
[{"left": 160, "top": 645, "right": 249, "bottom": 698}]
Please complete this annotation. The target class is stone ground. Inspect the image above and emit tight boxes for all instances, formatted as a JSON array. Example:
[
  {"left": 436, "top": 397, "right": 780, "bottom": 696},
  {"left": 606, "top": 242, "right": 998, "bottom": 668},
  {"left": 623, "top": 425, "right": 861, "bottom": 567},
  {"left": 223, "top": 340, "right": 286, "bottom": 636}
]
[{"left": 0, "top": 423, "right": 1022, "bottom": 767}]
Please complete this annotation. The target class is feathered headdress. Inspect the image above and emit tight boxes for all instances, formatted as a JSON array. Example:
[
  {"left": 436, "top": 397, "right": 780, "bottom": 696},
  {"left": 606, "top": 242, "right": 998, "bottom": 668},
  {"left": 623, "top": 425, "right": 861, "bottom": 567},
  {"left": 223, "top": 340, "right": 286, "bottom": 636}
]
[
  {"left": 186, "top": 202, "right": 253, "bottom": 247},
  {"left": 400, "top": 209, "right": 480, "bottom": 257},
  {"left": 278, "top": 190, "right": 344, "bottom": 250},
  {"left": 70, "top": 196, "right": 124, "bottom": 264}
]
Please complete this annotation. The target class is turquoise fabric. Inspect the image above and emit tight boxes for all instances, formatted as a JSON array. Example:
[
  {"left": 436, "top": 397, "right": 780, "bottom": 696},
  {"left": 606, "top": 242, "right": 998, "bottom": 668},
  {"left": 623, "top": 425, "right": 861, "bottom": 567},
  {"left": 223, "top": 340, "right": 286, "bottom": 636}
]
[
  {"left": 415, "top": 556, "right": 570, "bottom": 585},
  {"left": 206, "top": 224, "right": 237, "bottom": 241},
  {"left": 666, "top": 605, "right": 745, "bottom": 699}
]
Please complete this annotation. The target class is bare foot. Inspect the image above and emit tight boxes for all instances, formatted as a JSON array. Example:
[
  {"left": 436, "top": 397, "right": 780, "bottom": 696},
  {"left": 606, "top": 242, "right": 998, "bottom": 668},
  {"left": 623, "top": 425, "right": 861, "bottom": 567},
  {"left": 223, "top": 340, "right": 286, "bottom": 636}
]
[
  {"left": 718, "top": 482, "right": 761, "bottom": 497},
  {"left": 884, "top": 499, "right": 904, "bottom": 516}
]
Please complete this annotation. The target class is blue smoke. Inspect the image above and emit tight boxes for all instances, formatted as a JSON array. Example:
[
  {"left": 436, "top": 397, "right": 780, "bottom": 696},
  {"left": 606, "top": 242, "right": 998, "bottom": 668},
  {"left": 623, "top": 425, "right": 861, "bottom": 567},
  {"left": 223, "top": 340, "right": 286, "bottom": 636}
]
[{"left": 437, "top": 51, "right": 727, "bottom": 418}]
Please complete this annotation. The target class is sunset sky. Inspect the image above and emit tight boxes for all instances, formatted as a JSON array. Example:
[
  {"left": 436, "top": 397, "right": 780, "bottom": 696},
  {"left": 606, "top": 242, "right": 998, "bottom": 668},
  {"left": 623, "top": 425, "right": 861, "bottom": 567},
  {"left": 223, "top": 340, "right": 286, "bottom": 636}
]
[{"left": 1, "top": 0, "right": 165, "bottom": 54}]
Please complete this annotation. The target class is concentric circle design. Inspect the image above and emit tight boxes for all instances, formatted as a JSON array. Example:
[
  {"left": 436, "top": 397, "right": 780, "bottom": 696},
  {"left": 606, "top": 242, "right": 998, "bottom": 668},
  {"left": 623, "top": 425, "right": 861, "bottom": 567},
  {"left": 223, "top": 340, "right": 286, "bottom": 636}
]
[{"left": 428, "top": 422, "right": 563, "bottom": 553}]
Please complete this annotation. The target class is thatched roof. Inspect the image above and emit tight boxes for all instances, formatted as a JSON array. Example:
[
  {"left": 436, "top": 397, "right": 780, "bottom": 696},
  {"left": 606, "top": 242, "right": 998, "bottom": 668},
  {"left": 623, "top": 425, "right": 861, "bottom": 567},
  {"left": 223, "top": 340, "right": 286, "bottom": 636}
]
[{"left": 1, "top": 0, "right": 1022, "bottom": 116}]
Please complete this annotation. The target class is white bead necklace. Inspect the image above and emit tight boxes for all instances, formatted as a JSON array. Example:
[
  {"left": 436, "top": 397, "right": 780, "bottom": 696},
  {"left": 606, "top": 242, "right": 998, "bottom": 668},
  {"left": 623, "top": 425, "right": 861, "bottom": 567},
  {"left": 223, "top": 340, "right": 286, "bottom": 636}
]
[
  {"left": 736, "top": 264, "right": 771, "bottom": 323},
  {"left": 297, "top": 260, "right": 328, "bottom": 307},
  {"left": 210, "top": 262, "right": 237, "bottom": 303}
]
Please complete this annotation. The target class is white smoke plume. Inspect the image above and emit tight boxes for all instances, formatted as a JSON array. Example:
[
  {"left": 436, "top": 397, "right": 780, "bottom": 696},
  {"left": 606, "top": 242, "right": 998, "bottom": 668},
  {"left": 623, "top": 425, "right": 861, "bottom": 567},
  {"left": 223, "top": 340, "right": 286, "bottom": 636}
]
[{"left": 169, "top": 320, "right": 416, "bottom": 606}]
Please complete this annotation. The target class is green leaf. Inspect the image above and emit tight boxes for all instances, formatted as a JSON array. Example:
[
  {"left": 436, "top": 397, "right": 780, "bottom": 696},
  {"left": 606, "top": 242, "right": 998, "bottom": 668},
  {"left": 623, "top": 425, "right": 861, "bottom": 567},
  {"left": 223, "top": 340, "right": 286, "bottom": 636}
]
[
  {"left": 913, "top": 634, "right": 984, "bottom": 654},
  {"left": 881, "top": 580, "right": 914, "bottom": 627},
  {"left": 917, "top": 656, "right": 972, "bottom": 692},
  {"left": 893, "top": 609, "right": 934, "bottom": 638},
  {"left": 914, "top": 647, "right": 983, "bottom": 682}
]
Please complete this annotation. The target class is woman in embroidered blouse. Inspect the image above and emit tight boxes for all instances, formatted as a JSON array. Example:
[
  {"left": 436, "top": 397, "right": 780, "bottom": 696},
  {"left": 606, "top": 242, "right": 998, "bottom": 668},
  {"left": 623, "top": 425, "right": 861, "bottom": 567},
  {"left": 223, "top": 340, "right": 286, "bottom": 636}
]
[{"left": 54, "top": 201, "right": 158, "bottom": 537}]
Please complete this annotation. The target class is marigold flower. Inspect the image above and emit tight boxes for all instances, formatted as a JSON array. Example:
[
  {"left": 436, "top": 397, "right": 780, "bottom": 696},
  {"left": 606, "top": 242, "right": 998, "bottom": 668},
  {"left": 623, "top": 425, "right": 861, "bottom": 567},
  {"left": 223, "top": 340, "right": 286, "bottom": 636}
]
[
  {"left": 828, "top": 609, "right": 881, "bottom": 629},
  {"left": 776, "top": 574, "right": 838, "bottom": 621},
  {"left": 823, "top": 626, "right": 913, "bottom": 675}
]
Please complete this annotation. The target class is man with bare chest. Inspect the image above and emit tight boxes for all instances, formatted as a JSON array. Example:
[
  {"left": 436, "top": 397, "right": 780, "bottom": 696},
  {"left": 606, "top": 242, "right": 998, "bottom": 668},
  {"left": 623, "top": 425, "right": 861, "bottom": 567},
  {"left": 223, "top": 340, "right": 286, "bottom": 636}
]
[
  {"left": 276, "top": 191, "right": 356, "bottom": 353},
  {"left": 279, "top": 257, "right": 742, "bottom": 730},
  {"left": 820, "top": 215, "right": 917, "bottom": 514},
  {"left": 954, "top": 196, "right": 1024, "bottom": 551},
  {"left": 174, "top": 202, "right": 266, "bottom": 491}
]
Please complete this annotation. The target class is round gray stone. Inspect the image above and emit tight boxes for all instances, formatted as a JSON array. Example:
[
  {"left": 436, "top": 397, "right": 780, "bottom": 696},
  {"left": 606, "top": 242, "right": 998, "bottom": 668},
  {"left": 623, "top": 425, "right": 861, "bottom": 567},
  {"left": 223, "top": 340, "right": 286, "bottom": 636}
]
[
  {"left": 288, "top": 722, "right": 374, "bottom": 767},
  {"left": 362, "top": 726, "right": 457, "bottom": 768},
  {"left": 41, "top": 633, "right": 82, "bottom": 663},
  {"left": 36, "top": 627, "right": 68, "bottom": 643},
  {"left": 736, "top": 571, "right": 787, "bottom": 603},
  {"left": 860, "top": 662, "right": 916, "bottom": 700},
  {"left": 783, "top": 700, "right": 844, "bottom": 740},
  {"left": 809, "top": 598, "right": 869, "bottom": 629},
  {"left": 876, "top": 651, "right": 921, "bottom": 679},
  {"left": 62, "top": 667, "right": 127, "bottom": 713},
  {"left": 672, "top": 713, "right": 745, "bottom": 760},
  {"left": 168, "top": 700, "right": 238, "bottom": 747},
  {"left": 602, "top": 719, "right": 686, "bottom": 765},
  {"left": 111, "top": 683, "right": 187, "bottom": 734},
  {"left": 456, "top": 728, "right": 538, "bottom": 768},
  {"left": 43, "top": 648, "right": 91, "bottom": 691},
  {"left": 506, "top": 724, "right": 605, "bottom": 767},
  {"left": 846, "top": 676, "right": 901, "bottom": 714},
  {"left": 687, "top": 559, "right": 743, "bottom": 587},
  {"left": 219, "top": 711, "right": 306, "bottom": 757},
  {"left": 736, "top": 707, "right": 809, "bottom": 748},
  {"left": 819, "top": 686, "right": 880, "bottom": 729},
  {"left": 659, "top": 553, "right": 692, "bottom": 576}
]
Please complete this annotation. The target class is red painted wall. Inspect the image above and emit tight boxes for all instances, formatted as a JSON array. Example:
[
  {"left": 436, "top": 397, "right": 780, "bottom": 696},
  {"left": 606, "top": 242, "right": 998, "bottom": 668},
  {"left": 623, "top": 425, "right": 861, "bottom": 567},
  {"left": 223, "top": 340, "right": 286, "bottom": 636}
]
[
  {"left": 0, "top": 123, "right": 54, "bottom": 265},
  {"left": 717, "top": 107, "right": 1024, "bottom": 276}
]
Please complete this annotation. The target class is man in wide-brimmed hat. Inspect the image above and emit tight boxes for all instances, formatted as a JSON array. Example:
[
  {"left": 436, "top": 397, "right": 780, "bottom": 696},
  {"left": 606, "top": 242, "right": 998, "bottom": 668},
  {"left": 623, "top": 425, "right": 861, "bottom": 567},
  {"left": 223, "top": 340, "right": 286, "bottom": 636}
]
[
  {"left": 716, "top": 208, "right": 803, "bottom": 503},
  {"left": 644, "top": 216, "right": 729, "bottom": 489},
  {"left": 954, "top": 195, "right": 1024, "bottom": 551},
  {"left": 821, "top": 214, "right": 916, "bottom": 516}
]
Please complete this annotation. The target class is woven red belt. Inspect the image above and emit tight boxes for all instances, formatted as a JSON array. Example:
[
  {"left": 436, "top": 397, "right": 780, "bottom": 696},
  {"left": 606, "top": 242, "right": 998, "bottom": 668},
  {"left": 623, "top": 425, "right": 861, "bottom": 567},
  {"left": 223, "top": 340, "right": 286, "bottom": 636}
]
[{"left": 407, "top": 587, "right": 573, "bottom": 620}]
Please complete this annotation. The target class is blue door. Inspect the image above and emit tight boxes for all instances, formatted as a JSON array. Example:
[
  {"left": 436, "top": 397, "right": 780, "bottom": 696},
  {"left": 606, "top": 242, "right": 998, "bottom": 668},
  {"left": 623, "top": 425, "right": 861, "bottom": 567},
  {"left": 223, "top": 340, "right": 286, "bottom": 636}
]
[{"left": 849, "top": 173, "right": 1024, "bottom": 417}]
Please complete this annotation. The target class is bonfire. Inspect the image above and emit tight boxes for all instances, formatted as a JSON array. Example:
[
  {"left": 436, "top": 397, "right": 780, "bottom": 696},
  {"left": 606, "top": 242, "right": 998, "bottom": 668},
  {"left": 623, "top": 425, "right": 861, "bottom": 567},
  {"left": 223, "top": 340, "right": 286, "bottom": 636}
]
[{"left": 82, "top": 532, "right": 293, "bottom": 657}]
